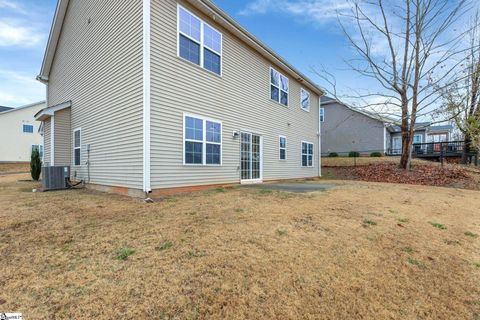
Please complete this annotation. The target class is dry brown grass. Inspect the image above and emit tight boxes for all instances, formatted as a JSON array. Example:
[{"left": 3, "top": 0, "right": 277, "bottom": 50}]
[
  {"left": 322, "top": 156, "right": 425, "bottom": 167},
  {"left": 0, "top": 162, "right": 29, "bottom": 174},
  {"left": 1, "top": 174, "right": 479, "bottom": 319}
]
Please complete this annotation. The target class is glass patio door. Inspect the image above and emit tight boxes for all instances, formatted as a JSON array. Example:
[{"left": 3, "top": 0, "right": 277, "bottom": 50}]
[{"left": 240, "top": 132, "right": 262, "bottom": 183}]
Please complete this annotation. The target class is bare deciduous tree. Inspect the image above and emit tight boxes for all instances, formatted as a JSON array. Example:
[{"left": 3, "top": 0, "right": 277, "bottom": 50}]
[
  {"left": 439, "top": 11, "right": 480, "bottom": 163},
  {"left": 327, "top": 0, "right": 470, "bottom": 169}
]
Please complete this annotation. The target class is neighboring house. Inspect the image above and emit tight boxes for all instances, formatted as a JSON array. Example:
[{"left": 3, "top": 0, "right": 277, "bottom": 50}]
[
  {"left": 35, "top": 0, "right": 323, "bottom": 196},
  {"left": 0, "top": 101, "right": 45, "bottom": 162},
  {"left": 320, "top": 97, "right": 453, "bottom": 156}
]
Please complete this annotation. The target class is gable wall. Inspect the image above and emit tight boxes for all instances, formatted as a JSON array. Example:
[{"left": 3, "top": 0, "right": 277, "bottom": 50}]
[{"left": 47, "top": 0, "right": 144, "bottom": 189}]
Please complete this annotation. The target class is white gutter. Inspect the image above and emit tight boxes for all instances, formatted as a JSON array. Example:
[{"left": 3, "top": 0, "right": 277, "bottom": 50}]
[
  {"left": 318, "top": 98, "right": 322, "bottom": 177},
  {"left": 142, "top": 0, "right": 151, "bottom": 193}
]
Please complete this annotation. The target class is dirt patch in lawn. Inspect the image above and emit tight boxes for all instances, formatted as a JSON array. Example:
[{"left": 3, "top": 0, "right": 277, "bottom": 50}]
[{"left": 1, "top": 175, "right": 479, "bottom": 319}]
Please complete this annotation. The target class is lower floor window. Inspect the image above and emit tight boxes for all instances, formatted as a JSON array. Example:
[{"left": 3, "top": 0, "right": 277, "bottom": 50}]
[
  {"left": 184, "top": 114, "right": 222, "bottom": 165},
  {"left": 74, "top": 129, "right": 81, "bottom": 166},
  {"left": 32, "top": 145, "right": 43, "bottom": 158},
  {"left": 302, "top": 142, "right": 314, "bottom": 167}
]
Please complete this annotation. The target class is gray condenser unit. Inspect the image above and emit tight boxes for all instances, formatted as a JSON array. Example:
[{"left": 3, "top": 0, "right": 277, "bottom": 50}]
[{"left": 42, "top": 166, "right": 70, "bottom": 191}]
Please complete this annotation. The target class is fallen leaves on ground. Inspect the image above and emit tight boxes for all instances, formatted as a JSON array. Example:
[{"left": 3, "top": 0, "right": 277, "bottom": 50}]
[{"left": 349, "top": 163, "right": 475, "bottom": 188}]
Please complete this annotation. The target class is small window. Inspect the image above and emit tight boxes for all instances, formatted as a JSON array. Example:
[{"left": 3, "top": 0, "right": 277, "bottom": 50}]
[
  {"left": 184, "top": 115, "right": 222, "bottom": 165},
  {"left": 300, "top": 88, "right": 310, "bottom": 111},
  {"left": 301, "top": 142, "right": 314, "bottom": 167},
  {"left": 178, "top": 6, "right": 222, "bottom": 75},
  {"left": 23, "top": 124, "right": 34, "bottom": 133},
  {"left": 270, "top": 68, "right": 289, "bottom": 106},
  {"left": 32, "top": 145, "right": 43, "bottom": 158},
  {"left": 279, "top": 136, "right": 287, "bottom": 160},
  {"left": 74, "top": 129, "right": 81, "bottom": 166},
  {"left": 320, "top": 107, "right": 325, "bottom": 122},
  {"left": 413, "top": 134, "right": 422, "bottom": 144}
]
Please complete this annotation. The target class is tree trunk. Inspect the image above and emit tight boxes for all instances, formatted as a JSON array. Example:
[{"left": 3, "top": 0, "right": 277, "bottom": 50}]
[{"left": 462, "top": 135, "right": 472, "bottom": 164}]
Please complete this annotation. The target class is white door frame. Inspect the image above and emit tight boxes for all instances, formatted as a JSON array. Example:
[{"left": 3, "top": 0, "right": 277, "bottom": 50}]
[{"left": 240, "top": 131, "right": 263, "bottom": 184}]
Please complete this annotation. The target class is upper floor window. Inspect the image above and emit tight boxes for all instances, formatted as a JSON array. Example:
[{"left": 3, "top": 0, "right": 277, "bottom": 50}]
[
  {"left": 184, "top": 114, "right": 222, "bottom": 165},
  {"left": 300, "top": 88, "right": 310, "bottom": 111},
  {"left": 23, "top": 124, "right": 33, "bottom": 133},
  {"left": 270, "top": 68, "right": 289, "bottom": 106},
  {"left": 301, "top": 141, "right": 314, "bottom": 167},
  {"left": 320, "top": 107, "right": 325, "bottom": 122},
  {"left": 178, "top": 6, "right": 222, "bottom": 75},
  {"left": 279, "top": 136, "right": 287, "bottom": 160}
]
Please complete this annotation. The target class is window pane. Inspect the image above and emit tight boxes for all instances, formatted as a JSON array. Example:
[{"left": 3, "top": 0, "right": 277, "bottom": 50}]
[
  {"left": 185, "top": 141, "right": 203, "bottom": 164},
  {"left": 280, "top": 149, "right": 286, "bottom": 160},
  {"left": 308, "top": 143, "right": 313, "bottom": 154},
  {"left": 280, "top": 74, "right": 289, "bottom": 91},
  {"left": 302, "top": 155, "right": 308, "bottom": 167},
  {"left": 204, "top": 48, "right": 221, "bottom": 75},
  {"left": 301, "top": 89, "right": 310, "bottom": 110},
  {"left": 308, "top": 155, "right": 313, "bottom": 167},
  {"left": 203, "top": 24, "right": 221, "bottom": 54},
  {"left": 270, "top": 68, "right": 279, "bottom": 86},
  {"left": 302, "top": 142, "right": 307, "bottom": 154},
  {"left": 206, "top": 121, "right": 221, "bottom": 143},
  {"left": 206, "top": 143, "right": 221, "bottom": 164},
  {"left": 280, "top": 91, "right": 288, "bottom": 106},
  {"left": 271, "top": 85, "right": 279, "bottom": 102},
  {"left": 180, "top": 35, "right": 200, "bottom": 65},
  {"left": 74, "top": 130, "right": 80, "bottom": 148},
  {"left": 23, "top": 125, "right": 33, "bottom": 133},
  {"left": 279, "top": 137, "right": 286, "bottom": 148},
  {"left": 75, "top": 149, "right": 81, "bottom": 166},
  {"left": 179, "top": 7, "right": 201, "bottom": 41},
  {"left": 185, "top": 116, "right": 203, "bottom": 141}
]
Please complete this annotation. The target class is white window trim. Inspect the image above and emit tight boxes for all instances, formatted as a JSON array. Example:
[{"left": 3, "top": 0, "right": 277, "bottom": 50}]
[
  {"left": 73, "top": 128, "right": 82, "bottom": 167},
  {"left": 22, "top": 124, "right": 34, "bottom": 134},
  {"left": 413, "top": 133, "right": 423, "bottom": 143},
  {"left": 279, "top": 135, "right": 287, "bottom": 160},
  {"left": 183, "top": 113, "right": 223, "bottom": 166},
  {"left": 300, "top": 88, "right": 310, "bottom": 112},
  {"left": 177, "top": 4, "right": 223, "bottom": 76},
  {"left": 270, "top": 67, "right": 289, "bottom": 106},
  {"left": 301, "top": 141, "right": 314, "bottom": 168},
  {"left": 320, "top": 107, "right": 325, "bottom": 122}
]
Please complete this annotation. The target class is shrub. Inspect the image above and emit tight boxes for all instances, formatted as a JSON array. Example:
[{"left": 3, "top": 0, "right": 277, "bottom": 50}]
[
  {"left": 328, "top": 152, "right": 339, "bottom": 157},
  {"left": 30, "top": 148, "right": 42, "bottom": 181},
  {"left": 370, "top": 152, "right": 382, "bottom": 157},
  {"left": 348, "top": 151, "right": 360, "bottom": 158}
]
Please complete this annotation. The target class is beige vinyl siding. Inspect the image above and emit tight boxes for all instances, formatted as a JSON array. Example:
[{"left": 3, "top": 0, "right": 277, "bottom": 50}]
[
  {"left": 47, "top": 0, "right": 144, "bottom": 189},
  {"left": 53, "top": 108, "right": 71, "bottom": 166},
  {"left": 150, "top": 0, "right": 319, "bottom": 189},
  {"left": 43, "top": 119, "right": 51, "bottom": 166}
]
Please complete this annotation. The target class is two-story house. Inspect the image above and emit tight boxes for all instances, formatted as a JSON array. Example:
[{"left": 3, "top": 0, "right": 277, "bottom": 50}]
[
  {"left": 35, "top": 0, "right": 323, "bottom": 196},
  {"left": 0, "top": 101, "right": 45, "bottom": 162}
]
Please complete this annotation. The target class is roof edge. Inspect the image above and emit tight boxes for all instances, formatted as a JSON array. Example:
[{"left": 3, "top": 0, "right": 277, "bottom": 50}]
[
  {"left": 0, "top": 101, "right": 46, "bottom": 115},
  {"left": 34, "top": 101, "right": 71, "bottom": 121},
  {"left": 38, "top": 0, "right": 70, "bottom": 82},
  {"left": 192, "top": 0, "right": 324, "bottom": 96}
]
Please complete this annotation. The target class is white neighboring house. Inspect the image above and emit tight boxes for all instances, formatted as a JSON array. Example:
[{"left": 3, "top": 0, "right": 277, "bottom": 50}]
[{"left": 0, "top": 101, "right": 46, "bottom": 162}]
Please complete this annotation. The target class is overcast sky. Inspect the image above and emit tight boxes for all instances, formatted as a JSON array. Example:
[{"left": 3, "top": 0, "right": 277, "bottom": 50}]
[{"left": 0, "top": 0, "right": 476, "bottom": 116}]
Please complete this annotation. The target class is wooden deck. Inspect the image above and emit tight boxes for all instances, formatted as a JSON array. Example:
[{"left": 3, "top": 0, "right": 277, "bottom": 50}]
[{"left": 388, "top": 141, "right": 478, "bottom": 163}]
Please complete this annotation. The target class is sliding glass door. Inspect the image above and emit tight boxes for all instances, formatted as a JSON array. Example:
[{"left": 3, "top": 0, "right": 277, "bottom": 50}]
[{"left": 240, "top": 132, "right": 262, "bottom": 183}]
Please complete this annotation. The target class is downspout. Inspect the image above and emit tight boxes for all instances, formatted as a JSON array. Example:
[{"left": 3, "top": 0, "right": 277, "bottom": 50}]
[
  {"left": 318, "top": 97, "right": 322, "bottom": 177},
  {"left": 142, "top": 0, "right": 152, "bottom": 194}
]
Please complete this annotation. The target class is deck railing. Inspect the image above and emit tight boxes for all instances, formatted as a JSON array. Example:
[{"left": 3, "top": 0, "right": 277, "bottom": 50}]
[{"left": 388, "top": 141, "right": 466, "bottom": 156}]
